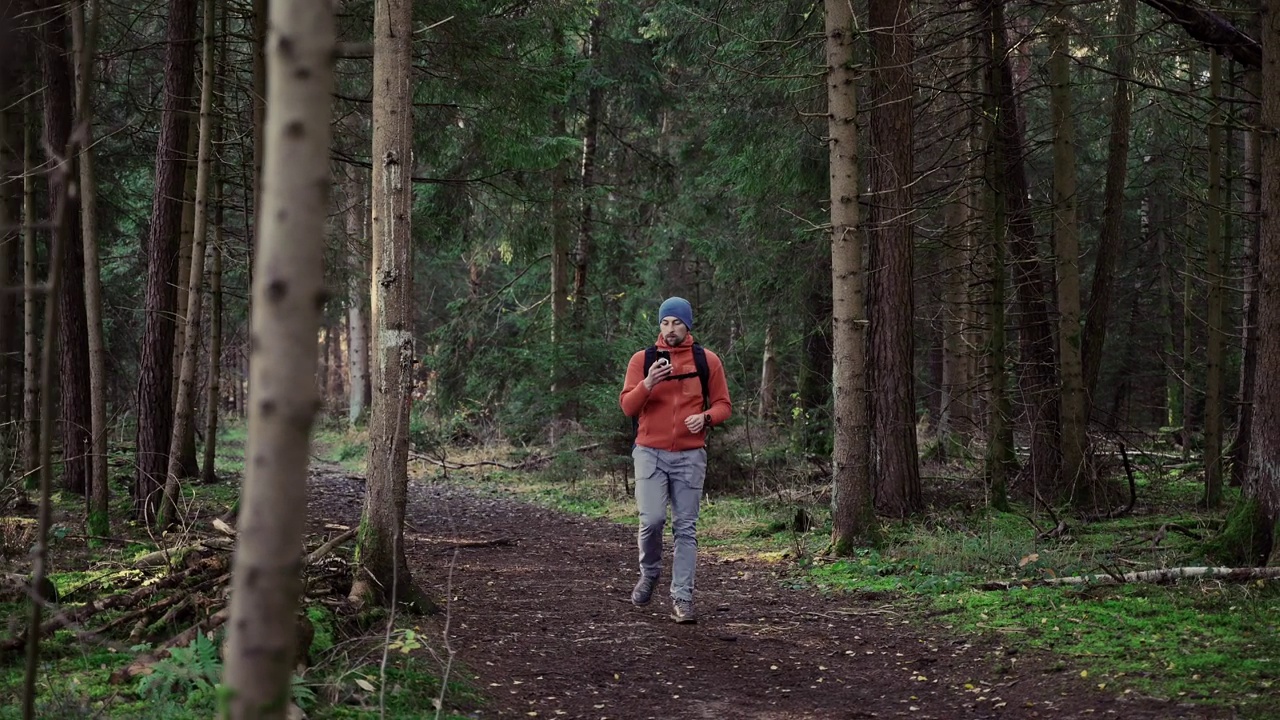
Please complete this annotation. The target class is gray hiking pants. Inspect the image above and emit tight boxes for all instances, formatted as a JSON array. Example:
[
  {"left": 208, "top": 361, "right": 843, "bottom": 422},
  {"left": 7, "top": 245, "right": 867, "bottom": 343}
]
[{"left": 633, "top": 445, "right": 707, "bottom": 602}]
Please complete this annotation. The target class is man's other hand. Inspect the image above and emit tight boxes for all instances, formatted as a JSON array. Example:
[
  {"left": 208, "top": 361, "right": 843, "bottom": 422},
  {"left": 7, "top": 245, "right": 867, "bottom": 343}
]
[{"left": 684, "top": 413, "right": 707, "bottom": 434}]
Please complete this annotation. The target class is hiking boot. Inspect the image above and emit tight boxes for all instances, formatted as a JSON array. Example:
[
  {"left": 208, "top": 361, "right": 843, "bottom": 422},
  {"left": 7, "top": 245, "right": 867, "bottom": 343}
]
[
  {"left": 631, "top": 575, "right": 659, "bottom": 606},
  {"left": 670, "top": 598, "right": 696, "bottom": 624}
]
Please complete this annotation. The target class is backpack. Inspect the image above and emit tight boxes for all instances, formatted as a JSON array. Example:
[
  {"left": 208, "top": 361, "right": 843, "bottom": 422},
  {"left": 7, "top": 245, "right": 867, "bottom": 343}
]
[{"left": 631, "top": 343, "right": 710, "bottom": 439}]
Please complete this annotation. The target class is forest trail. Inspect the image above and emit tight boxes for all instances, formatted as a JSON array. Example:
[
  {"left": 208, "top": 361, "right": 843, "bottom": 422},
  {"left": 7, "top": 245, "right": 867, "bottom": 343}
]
[{"left": 308, "top": 468, "right": 1229, "bottom": 720}]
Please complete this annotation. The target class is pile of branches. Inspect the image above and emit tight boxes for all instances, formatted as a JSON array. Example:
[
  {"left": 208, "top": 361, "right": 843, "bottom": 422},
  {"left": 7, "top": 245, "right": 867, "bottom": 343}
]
[{"left": 0, "top": 522, "right": 357, "bottom": 683}]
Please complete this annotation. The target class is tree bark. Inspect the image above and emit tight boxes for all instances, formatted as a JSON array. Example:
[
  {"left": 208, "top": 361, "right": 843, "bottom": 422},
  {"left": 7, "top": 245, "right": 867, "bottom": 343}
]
[
  {"left": 20, "top": 95, "right": 38, "bottom": 486},
  {"left": 72, "top": 0, "right": 109, "bottom": 534},
  {"left": 172, "top": 123, "right": 201, "bottom": 479},
  {"left": 758, "top": 324, "right": 777, "bottom": 420},
  {"left": 1139, "top": 0, "right": 1260, "bottom": 69},
  {"left": 999, "top": 32, "right": 1060, "bottom": 498},
  {"left": 572, "top": 12, "right": 604, "bottom": 316},
  {"left": 134, "top": 0, "right": 197, "bottom": 522},
  {"left": 1049, "top": 6, "right": 1089, "bottom": 504},
  {"left": 350, "top": 0, "right": 432, "bottom": 611},
  {"left": 1203, "top": 51, "right": 1226, "bottom": 508},
  {"left": 1230, "top": 69, "right": 1260, "bottom": 490},
  {"left": 868, "top": 0, "right": 921, "bottom": 517},
  {"left": 1081, "top": 0, "right": 1135, "bottom": 406},
  {"left": 161, "top": 0, "right": 217, "bottom": 527},
  {"left": 219, "top": 0, "right": 335, "bottom": 715},
  {"left": 0, "top": 57, "right": 19, "bottom": 451},
  {"left": 1221, "top": 0, "right": 1280, "bottom": 565},
  {"left": 937, "top": 2, "right": 976, "bottom": 450},
  {"left": 827, "top": 0, "right": 877, "bottom": 553},
  {"left": 982, "top": 0, "right": 1013, "bottom": 511},
  {"left": 42, "top": 2, "right": 91, "bottom": 498},
  {"left": 345, "top": 163, "right": 370, "bottom": 425}
]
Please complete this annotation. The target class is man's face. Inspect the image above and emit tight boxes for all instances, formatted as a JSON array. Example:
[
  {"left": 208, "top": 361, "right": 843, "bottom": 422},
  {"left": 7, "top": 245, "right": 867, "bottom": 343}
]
[{"left": 661, "top": 316, "right": 689, "bottom": 346}]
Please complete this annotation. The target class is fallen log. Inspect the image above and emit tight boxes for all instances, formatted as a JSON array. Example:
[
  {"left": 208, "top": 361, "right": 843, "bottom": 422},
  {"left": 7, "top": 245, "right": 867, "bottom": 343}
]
[
  {"left": 305, "top": 528, "right": 357, "bottom": 565},
  {"left": 1044, "top": 566, "right": 1280, "bottom": 585},
  {"left": 133, "top": 536, "right": 235, "bottom": 568}
]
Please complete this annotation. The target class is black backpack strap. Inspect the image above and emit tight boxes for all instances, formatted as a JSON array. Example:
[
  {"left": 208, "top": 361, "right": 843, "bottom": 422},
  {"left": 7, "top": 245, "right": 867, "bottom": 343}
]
[{"left": 692, "top": 343, "right": 710, "bottom": 411}]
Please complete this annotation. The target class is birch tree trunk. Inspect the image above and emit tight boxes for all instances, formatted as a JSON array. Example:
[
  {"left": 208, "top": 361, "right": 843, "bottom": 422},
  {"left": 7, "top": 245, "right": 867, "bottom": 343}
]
[
  {"left": 72, "top": 0, "right": 109, "bottom": 534},
  {"left": 1049, "top": 7, "right": 1088, "bottom": 503},
  {"left": 1203, "top": 50, "right": 1226, "bottom": 508},
  {"left": 350, "top": 0, "right": 433, "bottom": 610},
  {"left": 134, "top": 0, "right": 197, "bottom": 521},
  {"left": 219, "top": 0, "right": 335, "bottom": 714},
  {"left": 345, "top": 164, "right": 370, "bottom": 424},
  {"left": 160, "top": 0, "right": 217, "bottom": 528},
  {"left": 758, "top": 324, "right": 777, "bottom": 420},
  {"left": 827, "top": 0, "right": 877, "bottom": 553}
]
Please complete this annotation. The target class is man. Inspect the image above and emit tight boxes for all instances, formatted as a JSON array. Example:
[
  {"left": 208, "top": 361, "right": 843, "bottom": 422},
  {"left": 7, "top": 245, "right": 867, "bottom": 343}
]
[{"left": 619, "top": 297, "right": 732, "bottom": 623}]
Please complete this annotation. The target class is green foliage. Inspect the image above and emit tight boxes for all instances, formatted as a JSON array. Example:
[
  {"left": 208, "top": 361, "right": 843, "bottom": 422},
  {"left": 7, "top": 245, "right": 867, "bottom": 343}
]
[{"left": 135, "top": 634, "right": 221, "bottom": 707}]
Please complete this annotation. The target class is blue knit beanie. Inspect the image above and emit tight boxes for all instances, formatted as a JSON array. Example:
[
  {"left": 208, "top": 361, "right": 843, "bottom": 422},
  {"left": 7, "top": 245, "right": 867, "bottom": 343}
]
[{"left": 658, "top": 296, "right": 694, "bottom": 330}]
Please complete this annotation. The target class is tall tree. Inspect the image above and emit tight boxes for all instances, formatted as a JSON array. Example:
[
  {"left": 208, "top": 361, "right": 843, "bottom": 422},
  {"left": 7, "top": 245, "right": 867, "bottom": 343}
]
[
  {"left": 1049, "top": 4, "right": 1088, "bottom": 503},
  {"left": 982, "top": 0, "right": 1013, "bottom": 511},
  {"left": 134, "top": 0, "right": 198, "bottom": 521},
  {"left": 1001, "top": 24, "right": 1060, "bottom": 498},
  {"left": 868, "top": 0, "right": 921, "bottom": 516},
  {"left": 1202, "top": 49, "right": 1226, "bottom": 508},
  {"left": 20, "top": 95, "right": 38, "bottom": 485},
  {"left": 220, "top": 0, "right": 336, "bottom": 714},
  {"left": 42, "top": 0, "right": 91, "bottom": 497},
  {"left": 350, "top": 0, "right": 433, "bottom": 610},
  {"left": 1229, "top": 69, "right": 1260, "bottom": 488},
  {"left": 72, "top": 0, "right": 108, "bottom": 534},
  {"left": 1218, "top": 0, "right": 1280, "bottom": 566},
  {"left": 1081, "top": 0, "right": 1136, "bottom": 403},
  {"left": 161, "top": 0, "right": 217, "bottom": 526},
  {"left": 827, "top": 0, "right": 876, "bottom": 552},
  {"left": 572, "top": 10, "right": 604, "bottom": 314}
]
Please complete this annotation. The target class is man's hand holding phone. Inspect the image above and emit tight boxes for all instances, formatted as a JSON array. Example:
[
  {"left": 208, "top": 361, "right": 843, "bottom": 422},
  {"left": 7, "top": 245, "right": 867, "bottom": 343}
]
[{"left": 643, "top": 351, "right": 674, "bottom": 391}]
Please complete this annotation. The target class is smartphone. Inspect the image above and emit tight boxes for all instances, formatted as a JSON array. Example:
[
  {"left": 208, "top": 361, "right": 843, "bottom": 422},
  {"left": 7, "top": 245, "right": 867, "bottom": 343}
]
[{"left": 656, "top": 350, "right": 671, "bottom": 365}]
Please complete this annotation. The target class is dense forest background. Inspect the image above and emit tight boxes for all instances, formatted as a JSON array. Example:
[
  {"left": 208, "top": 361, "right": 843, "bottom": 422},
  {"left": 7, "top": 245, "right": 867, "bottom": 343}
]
[{"left": 2, "top": 0, "right": 1280, "bottom": 715}]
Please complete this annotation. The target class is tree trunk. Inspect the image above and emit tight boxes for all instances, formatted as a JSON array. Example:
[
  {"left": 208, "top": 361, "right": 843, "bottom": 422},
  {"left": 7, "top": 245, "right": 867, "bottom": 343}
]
[
  {"left": 999, "top": 29, "right": 1060, "bottom": 498},
  {"left": 219, "top": 0, "right": 335, "bottom": 715},
  {"left": 21, "top": 95, "right": 38, "bottom": 485},
  {"left": 1081, "top": 0, "right": 1135, "bottom": 404},
  {"left": 0, "top": 63, "right": 19, "bottom": 454},
  {"left": 1203, "top": 50, "right": 1226, "bottom": 508},
  {"left": 550, "top": 102, "right": 571, "bottom": 407},
  {"left": 938, "top": 3, "right": 976, "bottom": 450},
  {"left": 202, "top": 238, "right": 222, "bottom": 485},
  {"left": 827, "top": 0, "right": 877, "bottom": 553},
  {"left": 758, "top": 324, "right": 777, "bottom": 420},
  {"left": 350, "top": 0, "right": 432, "bottom": 611},
  {"left": 1230, "top": 69, "right": 1260, "bottom": 489},
  {"left": 1218, "top": 0, "right": 1280, "bottom": 566},
  {"left": 173, "top": 122, "right": 201, "bottom": 480},
  {"left": 72, "top": 0, "right": 109, "bottom": 534},
  {"left": 160, "top": 0, "right": 217, "bottom": 528},
  {"left": 982, "top": 0, "right": 1013, "bottom": 511},
  {"left": 868, "top": 0, "right": 921, "bottom": 517},
  {"left": 42, "top": 2, "right": 92, "bottom": 498},
  {"left": 345, "top": 165, "right": 369, "bottom": 425},
  {"left": 572, "top": 12, "right": 604, "bottom": 316},
  {"left": 1049, "top": 7, "right": 1089, "bottom": 504},
  {"left": 134, "top": 0, "right": 197, "bottom": 522}
]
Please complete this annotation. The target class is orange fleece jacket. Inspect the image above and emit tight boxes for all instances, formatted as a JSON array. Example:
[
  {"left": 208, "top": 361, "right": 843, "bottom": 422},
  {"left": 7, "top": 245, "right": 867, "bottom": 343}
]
[{"left": 619, "top": 334, "right": 732, "bottom": 452}]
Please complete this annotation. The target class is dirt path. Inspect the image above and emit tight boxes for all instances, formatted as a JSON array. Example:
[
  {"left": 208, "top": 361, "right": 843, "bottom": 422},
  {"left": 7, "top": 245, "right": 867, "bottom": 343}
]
[{"left": 310, "top": 471, "right": 1231, "bottom": 720}]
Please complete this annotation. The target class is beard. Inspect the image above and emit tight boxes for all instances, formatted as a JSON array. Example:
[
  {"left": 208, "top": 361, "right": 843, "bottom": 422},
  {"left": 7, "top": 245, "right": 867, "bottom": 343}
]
[{"left": 665, "top": 334, "right": 686, "bottom": 346}]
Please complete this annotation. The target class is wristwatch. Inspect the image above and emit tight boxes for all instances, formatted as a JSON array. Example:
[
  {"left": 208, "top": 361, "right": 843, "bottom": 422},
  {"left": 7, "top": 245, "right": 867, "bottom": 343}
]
[{"left": 704, "top": 413, "right": 712, "bottom": 428}]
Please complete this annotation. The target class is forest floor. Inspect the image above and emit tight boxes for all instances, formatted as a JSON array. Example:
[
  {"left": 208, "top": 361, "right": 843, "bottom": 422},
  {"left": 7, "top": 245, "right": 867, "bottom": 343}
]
[{"left": 308, "top": 463, "right": 1236, "bottom": 720}]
